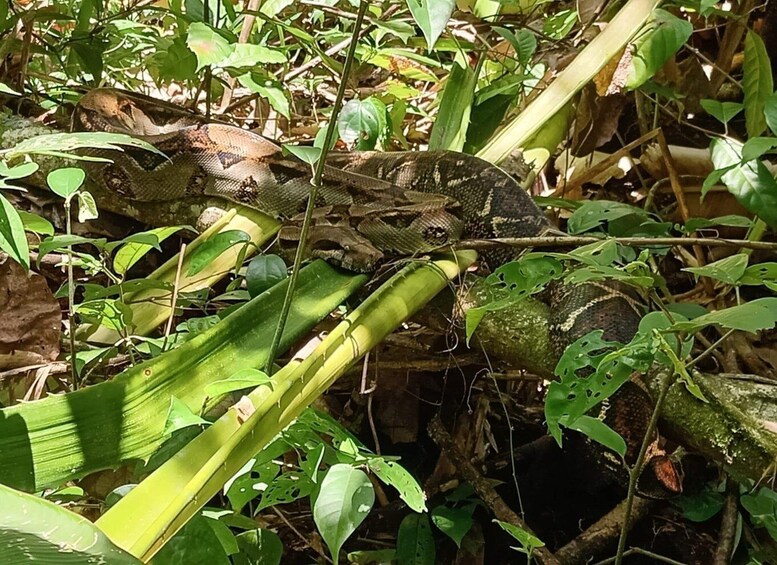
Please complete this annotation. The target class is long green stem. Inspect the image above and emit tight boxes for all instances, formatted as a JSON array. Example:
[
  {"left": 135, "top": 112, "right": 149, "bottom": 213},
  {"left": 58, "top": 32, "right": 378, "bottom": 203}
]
[
  {"left": 264, "top": 0, "right": 368, "bottom": 375},
  {"left": 65, "top": 197, "right": 77, "bottom": 389}
]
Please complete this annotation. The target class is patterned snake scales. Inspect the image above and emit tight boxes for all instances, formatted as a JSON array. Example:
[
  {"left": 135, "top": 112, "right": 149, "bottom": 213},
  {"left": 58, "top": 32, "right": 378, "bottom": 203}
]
[{"left": 73, "top": 88, "right": 681, "bottom": 495}]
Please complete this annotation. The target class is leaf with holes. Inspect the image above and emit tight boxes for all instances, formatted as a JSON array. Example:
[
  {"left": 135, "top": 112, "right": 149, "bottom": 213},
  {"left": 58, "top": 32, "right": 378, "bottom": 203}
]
[
  {"left": 312, "top": 464, "right": 374, "bottom": 563},
  {"left": 395, "top": 512, "right": 435, "bottom": 565},
  {"left": 338, "top": 98, "right": 387, "bottom": 150},
  {"left": 225, "top": 460, "right": 281, "bottom": 512},
  {"left": 367, "top": 458, "right": 426, "bottom": 513},
  {"left": 256, "top": 471, "right": 314, "bottom": 512},
  {"left": 684, "top": 253, "right": 748, "bottom": 285}
]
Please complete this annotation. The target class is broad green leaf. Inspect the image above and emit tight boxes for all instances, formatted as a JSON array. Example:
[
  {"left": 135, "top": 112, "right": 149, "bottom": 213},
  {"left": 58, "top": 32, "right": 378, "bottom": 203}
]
[
  {"left": 494, "top": 27, "right": 536, "bottom": 67},
  {"left": 395, "top": 512, "right": 435, "bottom": 565},
  {"left": 313, "top": 464, "right": 375, "bottom": 563},
  {"left": 6, "top": 131, "right": 159, "bottom": 161},
  {"left": 700, "top": 99, "right": 743, "bottom": 125},
  {"left": 0, "top": 483, "right": 140, "bottom": 564},
  {"left": 154, "top": 514, "right": 230, "bottom": 565},
  {"left": 157, "top": 40, "right": 198, "bottom": 82},
  {"left": 338, "top": 98, "right": 387, "bottom": 150},
  {"left": 430, "top": 506, "right": 473, "bottom": 548},
  {"left": 186, "top": 22, "right": 234, "bottom": 71},
  {"left": 743, "top": 32, "right": 774, "bottom": 137},
  {"left": 237, "top": 74, "right": 290, "bottom": 119},
  {"left": 405, "top": 0, "right": 455, "bottom": 50},
  {"left": 684, "top": 253, "right": 748, "bottom": 285},
  {"left": 0, "top": 160, "right": 39, "bottom": 189},
  {"left": 77, "top": 191, "right": 98, "bottom": 223},
  {"left": 673, "top": 490, "right": 725, "bottom": 522},
  {"left": 429, "top": 60, "right": 476, "bottom": 151},
  {"left": 246, "top": 254, "right": 288, "bottom": 298},
  {"left": 567, "top": 415, "right": 627, "bottom": 457},
  {"left": 38, "top": 234, "right": 107, "bottom": 259},
  {"left": 0, "top": 193, "right": 29, "bottom": 269},
  {"left": 113, "top": 226, "right": 184, "bottom": 275},
  {"left": 283, "top": 144, "right": 321, "bottom": 166},
  {"left": 367, "top": 458, "right": 426, "bottom": 513},
  {"left": 233, "top": 529, "right": 283, "bottom": 565},
  {"left": 710, "top": 137, "right": 777, "bottom": 228},
  {"left": 204, "top": 368, "right": 273, "bottom": 398},
  {"left": 221, "top": 44, "right": 287, "bottom": 68},
  {"left": 347, "top": 549, "right": 397, "bottom": 564},
  {"left": 626, "top": 9, "right": 692, "bottom": 90},
  {"left": 493, "top": 520, "right": 545, "bottom": 555},
  {"left": 187, "top": 230, "right": 251, "bottom": 276},
  {"left": 260, "top": 0, "right": 293, "bottom": 18},
  {"left": 76, "top": 299, "right": 133, "bottom": 331},
  {"left": 741, "top": 488, "right": 777, "bottom": 542},
  {"left": 0, "top": 82, "right": 20, "bottom": 95},
  {"left": 162, "top": 396, "right": 210, "bottom": 435},
  {"left": 670, "top": 298, "right": 777, "bottom": 333},
  {"left": 741, "top": 136, "right": 777, "bottom": 162},
  {"left": 47, "top": 167, "right": 85, "bottom": 200},
  {"left": 18, "top": 211, "right": 53, "bottom": 236}
]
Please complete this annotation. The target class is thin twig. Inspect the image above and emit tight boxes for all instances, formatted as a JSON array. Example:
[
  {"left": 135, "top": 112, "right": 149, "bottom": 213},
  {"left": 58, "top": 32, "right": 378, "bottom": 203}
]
[
  {"left": 454, "top": 235, "right": 777, "bottom": 251},
  {"left": 263, "top": 1, "right": 368, "bottom": 375}
]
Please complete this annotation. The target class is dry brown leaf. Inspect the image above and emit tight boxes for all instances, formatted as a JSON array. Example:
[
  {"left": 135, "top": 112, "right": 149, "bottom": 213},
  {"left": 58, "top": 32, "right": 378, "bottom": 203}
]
[{"left": 0, "top": 255, "right": 60, "bottom": 370}]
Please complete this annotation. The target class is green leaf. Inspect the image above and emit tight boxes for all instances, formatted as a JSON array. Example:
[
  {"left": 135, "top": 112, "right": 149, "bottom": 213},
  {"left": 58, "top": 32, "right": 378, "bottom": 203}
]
[
  {"left": 113, "top": 226, "right": 184, "bottom": 276},
  {"left": 405, "top": 0, "right": 455, "bottom": 50},
  {"left": 19, "top": 211, "right": 53, "bottom": 236},
  {"left": 282, "top": 144, "right": 321, "bottom": 167},
  {"left": 765, "top": 91, "right": 777, "bottom": 136},
  {"left": 6, "top": 132, "right": 160, "bottom": 162},
  {"left": 430, "top": 506, "right": 473, "bottom": 548},
  {"left": 493, "top": 520, "right": 545, "bottom": 555},
  {"left": 543, "top": 9, "right": 578, "bottom": 40},
  {"left": 0, "top": 483, "right": 141, "bottom": 564},
  {"left": 187, "top": 230, "right": 251, "bottom": 276},
  {"left": 429, "top": 60, "right": 476, "bottom": 152},
  {"left": 162, "top": 396, "right": 210, "bottom": 435},
  {"left": 204, "top": 368, "right": 273, "bottom": 398},
  {"left": 38, "top": 234, "right": 107, "bottom": 260},
  {"left": 338, "top": 98, "right": 387, "bottom": 150},
  {"left": 221, "top": 44, "right": 287, "bottom": 68},
  {"left": 47, "top": 167, "right": 85, "bottom": 200},
  {"left": 157, "top": 40, "right": 198, "bottom": 82},
  {"left": 0, "top": 193, "right": 29, "bottom": 269},
  {"left": 256, "top": 471, "right": 314, "bottom": 512},
  {"left": 567, "top": 415, "right": 627, "bottom": 458},
  {"left": 673, "top": 490, "right": 725, "bottom": 522},
  {"left": 741, "top": 136, "right": 777, "bottom": 162},
  {"left": 494, "top": 27, "right": 536, "bottom": 67},
  {"left": 670, "top": 298, "right": 777, "bottom": 333},
  {"left": 237, "top": 74, "right": 290, "bottom": 119},
  {"left": 225, "top": 460, "right": 281, "bottom": 512},
  {"left": 683, "top": 215, "right": 753, "bottom": 232},
  {"left": 76, "top": 299, "right": 133, "bottom": 331},
  {"left": 233, "top": 529, "right": 283, "bottom": 565},
  {"left": 260, "top": 0, "right": 294, "bottom": 18},
  {"left": 186, "top": 22, "right": 234, "bottom": 71},
  {"left": 0, "top": 82, "right": 20, "bottom": 96},
  {"left": 710, "top": 137, "right": 777, "bottom": 228},
  {"left": 0, "top": 160, "right": 39, "bottom": 189},
  {"left": 154, "top": 514, "right": 230, "bottom": 565},
  {"left": 77, "top": 191, "right": 98, "bottom": 223},
  {"left": 742, "top": 488, "right": 777, "bottom": 542},
  {"left": 246, "top": 255, "right": 287, "bottom": 298},
  {"left": 367, "top": 458, "right": 427, "bottom": 513},
  {"left": 684, "top": 253, "right": 748, "bottom": 285},
  {"left": 700, "top": 99, "right": 743, "bottom": 125},
  {"left": 567, "top": 200, "right": 650, "bottom": 234},
  {"left": 313, "top": 464, "right": 375, "bottom": 563},
  {"left": 743, "top": 32, "right": 774, "bottom": 137},
  {"left": 395, "top": 512, "right": 435, "bottom": 565},
  {"left": 626, "top": 9, "right": 693, "bottom": 90}
]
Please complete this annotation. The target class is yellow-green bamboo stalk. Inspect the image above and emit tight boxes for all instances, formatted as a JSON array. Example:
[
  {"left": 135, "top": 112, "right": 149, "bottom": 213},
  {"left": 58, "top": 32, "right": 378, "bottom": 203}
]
[{"left": 97, "top": 251, "right": 477, "bottom": 561}]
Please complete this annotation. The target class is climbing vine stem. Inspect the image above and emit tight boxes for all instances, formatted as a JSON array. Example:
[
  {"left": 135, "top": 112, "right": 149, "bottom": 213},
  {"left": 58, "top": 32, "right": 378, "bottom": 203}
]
[{"left": 263, "top": 0, "right": 368, "bottom": 375}]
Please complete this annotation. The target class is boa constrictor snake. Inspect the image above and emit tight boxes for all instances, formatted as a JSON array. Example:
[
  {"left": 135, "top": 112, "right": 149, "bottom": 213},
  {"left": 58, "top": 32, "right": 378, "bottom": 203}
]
[{"left": 72, "top": 88, "right": 681, "bottom": 496}]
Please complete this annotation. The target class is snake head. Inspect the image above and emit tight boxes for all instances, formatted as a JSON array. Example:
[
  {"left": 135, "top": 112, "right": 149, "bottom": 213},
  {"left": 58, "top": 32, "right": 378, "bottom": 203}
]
[{"left": 74, "top": 89, "right": 138, "bottom": 133}]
